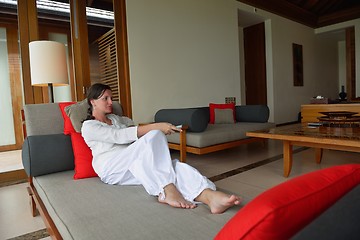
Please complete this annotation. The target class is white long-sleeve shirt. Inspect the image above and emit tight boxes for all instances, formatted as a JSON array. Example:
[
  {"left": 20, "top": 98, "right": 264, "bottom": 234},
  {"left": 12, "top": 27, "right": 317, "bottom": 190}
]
[{"left": 81, "top": 114, "right": 138, "bottom": 176}]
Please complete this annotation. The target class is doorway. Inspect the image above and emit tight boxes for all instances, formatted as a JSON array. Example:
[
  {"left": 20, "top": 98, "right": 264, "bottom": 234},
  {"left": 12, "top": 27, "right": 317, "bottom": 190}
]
[{"left": 243, "top": 22, "right": 267, "bottom": 105}]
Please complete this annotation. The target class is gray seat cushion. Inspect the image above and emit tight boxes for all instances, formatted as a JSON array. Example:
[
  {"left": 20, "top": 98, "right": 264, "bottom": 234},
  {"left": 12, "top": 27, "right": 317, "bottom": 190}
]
[
  {"left": 34, "top": 171, "right": 240, "bottom": 240},
  {"left": 167, "top": 122, "right": 276, "bottom": 148}
]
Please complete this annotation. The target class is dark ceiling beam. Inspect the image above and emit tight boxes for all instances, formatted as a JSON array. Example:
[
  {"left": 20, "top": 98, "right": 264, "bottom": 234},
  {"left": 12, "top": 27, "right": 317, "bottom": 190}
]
[
  {"left": 237, "top": 0, "right": 318, "bottom": 28},
  {"left": 313, "top": 0, "right": 336, "bottom": 15},
  {"left": 318, "top": 6, "right": 360, "bottom": 27}
]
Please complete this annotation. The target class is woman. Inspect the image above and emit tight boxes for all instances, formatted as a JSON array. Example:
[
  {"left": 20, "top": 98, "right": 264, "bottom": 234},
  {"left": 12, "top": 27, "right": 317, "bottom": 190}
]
[{"left": 81, "top": 83, "right": 241, "bottom": 213}]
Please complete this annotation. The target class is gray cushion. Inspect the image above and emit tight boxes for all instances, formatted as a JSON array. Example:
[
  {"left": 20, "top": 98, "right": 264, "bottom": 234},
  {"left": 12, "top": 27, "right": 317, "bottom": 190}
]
[
  {"left": 235, "top": 105, "right": 269, "bottom": 123},
  {"left": 23, "top": 103, "right": 64, "bottom": 136},
  {"left": 65, "top": 100, "right": 123, "bottom": 132},
  {"left": 155, "top": 108, "right": 209, "bottom": 132},
  {"left": 292, "top": 184, "right": 360, "bottom": 240},
  {"left": 22, "top": 134, "right": 74, "bottom": 177},
  {"left": 166, "top": 122, "right": 276, "bottom": 148},
  {"left": 64, "top": 99, "right": 89, "bottom": 132},
  {"left": 214, "top": 108, "right": 235, "bottom": 124}
]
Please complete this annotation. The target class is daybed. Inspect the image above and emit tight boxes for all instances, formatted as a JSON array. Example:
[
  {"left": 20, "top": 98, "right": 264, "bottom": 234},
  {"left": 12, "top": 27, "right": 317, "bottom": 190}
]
[
  {"left": 21, "top": 101, "right": 240, "bottom": 240},
  {"left": 22, "top": 101, "right": 360, "bottom": 239},
  {"left": 155, "top": 104, "right": 276, "bottom": 162}
]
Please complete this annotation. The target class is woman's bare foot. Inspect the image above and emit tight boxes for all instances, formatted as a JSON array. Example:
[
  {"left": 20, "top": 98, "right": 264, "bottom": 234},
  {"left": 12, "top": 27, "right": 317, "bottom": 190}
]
[
  {"left": 158, "top": 183, "right": 197, "bottom": 209},
  {"left": 195, "top": 189, "right": 242, "bottom": 214}
]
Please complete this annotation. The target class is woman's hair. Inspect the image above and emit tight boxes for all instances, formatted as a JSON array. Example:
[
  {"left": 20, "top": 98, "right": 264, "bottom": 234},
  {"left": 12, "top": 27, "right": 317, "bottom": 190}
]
[{"left": 83, "top": 83, "right": 111, "bottom": 121}]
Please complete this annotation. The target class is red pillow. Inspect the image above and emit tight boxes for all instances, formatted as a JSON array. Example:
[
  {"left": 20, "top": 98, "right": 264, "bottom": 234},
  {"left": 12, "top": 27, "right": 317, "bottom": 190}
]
[
  {"left": 71, "top": 132, "right": 98, "bottom": 179},
  {"left": 59, "top": 102, "right": 76, "bottom": 135},
  {"left": 59, "top": 102, "right": 97, "bottom": 179},
  {"left": 209, "top": 103, "right": 235, "bottom": 124},
  {"left": 215, "top": 164, "right": 360, "bottom": 240}
]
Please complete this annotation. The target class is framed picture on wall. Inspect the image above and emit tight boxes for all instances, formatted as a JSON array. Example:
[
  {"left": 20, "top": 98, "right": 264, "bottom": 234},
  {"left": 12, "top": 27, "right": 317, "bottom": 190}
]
[{"left": 292, "top": 43, "right": 303, "bottom": 86}]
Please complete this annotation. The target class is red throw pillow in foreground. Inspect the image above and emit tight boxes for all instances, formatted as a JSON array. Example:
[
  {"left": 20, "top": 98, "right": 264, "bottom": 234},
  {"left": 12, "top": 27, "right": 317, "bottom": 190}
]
[{"left": 215, "top": 164, "right": 360, "bottom": 240}]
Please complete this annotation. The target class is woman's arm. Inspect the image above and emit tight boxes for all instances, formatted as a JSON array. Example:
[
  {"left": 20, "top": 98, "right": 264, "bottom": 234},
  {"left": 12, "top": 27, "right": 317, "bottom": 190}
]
[
  {"left": 137, "top": 122, "right": 181, "bottom": 138},
  {"left": 82, "top": 120, "right": 138, "bottom": 144}
]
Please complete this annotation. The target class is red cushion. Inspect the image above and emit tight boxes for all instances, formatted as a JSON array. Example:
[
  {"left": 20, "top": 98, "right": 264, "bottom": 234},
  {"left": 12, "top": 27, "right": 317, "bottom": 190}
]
[
  {"left": 71, "top": 132, "right": 98, "bottom": 179},
  {"left": 59, "top": 102, "right": 76, "bottom": 135},
  {"left": 215, "top": 164, "right": 360, "bottom": 240},
  {"left": 209, "top": 103, "right": 235, "bottom": 124}
]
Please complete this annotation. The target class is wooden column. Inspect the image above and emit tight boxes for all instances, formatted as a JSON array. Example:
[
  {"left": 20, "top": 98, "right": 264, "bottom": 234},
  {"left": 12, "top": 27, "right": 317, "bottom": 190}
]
[
  {"left": 69, "top": 0, "right": 91, "bottom": 101},
  {"left": 7, "top": 27, "right": 24, "bottom": 148},
  {"left": 346, "top": 27, "right": 355, "bottom": 100},
  {"left": 17, "top": 0, "right": 43, "bottom": 104},
  {"left": 113, "top": 0, "right": 132, "bottom": 118}
]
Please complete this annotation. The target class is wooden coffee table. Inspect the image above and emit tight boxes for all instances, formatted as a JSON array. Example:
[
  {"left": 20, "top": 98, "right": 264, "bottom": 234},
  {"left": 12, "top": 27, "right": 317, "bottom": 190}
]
[{"left": 246, "top": 124, "right": 360, "bottom": 177}]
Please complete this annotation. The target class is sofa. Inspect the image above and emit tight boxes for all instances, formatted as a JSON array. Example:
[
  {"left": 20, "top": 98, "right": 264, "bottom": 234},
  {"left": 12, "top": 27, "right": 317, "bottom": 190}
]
[
  {"left": 22, "top": 101, "right": 360, "bottom": 239},
  {"left": 154, "top": 104, "right": 276, "bottom": 162}
]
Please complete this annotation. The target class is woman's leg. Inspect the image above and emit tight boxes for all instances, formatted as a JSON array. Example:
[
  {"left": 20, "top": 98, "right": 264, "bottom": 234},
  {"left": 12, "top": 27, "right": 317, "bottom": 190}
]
[
  {"left": 104, "top": 130, "right": 194, "bottom": 208},
  {"left": 194, "top": 189, "right": 242, "bottom": 214},
  {"left": 171, "top": 159, "right": 216, "bottom": 201},
  {"left": 172, "top": 160, "right": 241, "bottom": 213},
  {"left": 102, "top": 130, "right": 176, "bottom": 191},
  {"left": 102, "top": 130, "right": 240, "bottom": 212}
]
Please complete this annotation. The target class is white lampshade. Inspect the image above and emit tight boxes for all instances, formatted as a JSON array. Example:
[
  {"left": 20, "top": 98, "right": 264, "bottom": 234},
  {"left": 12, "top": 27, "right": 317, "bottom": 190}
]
[{"left": 29, "top": 40, "right": 69, "bottom": 86}]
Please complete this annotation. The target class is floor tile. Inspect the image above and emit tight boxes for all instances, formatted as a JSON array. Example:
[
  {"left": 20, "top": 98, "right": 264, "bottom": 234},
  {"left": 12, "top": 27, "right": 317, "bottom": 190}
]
[
  {"left": 0, "top": 183, "right": 46, "bottom": 239},
  {"left": 0, "top": 150, "right": 22, "bottom": 173}
]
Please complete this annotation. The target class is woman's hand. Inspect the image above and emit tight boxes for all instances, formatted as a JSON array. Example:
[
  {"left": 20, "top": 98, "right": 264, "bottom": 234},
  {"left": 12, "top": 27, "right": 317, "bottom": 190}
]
[
  {"left": 137, "top": 122, "right": 181, "bottom": 137},
  {"left": 158, "top": 122, "right": 182, "bottom": 135}
]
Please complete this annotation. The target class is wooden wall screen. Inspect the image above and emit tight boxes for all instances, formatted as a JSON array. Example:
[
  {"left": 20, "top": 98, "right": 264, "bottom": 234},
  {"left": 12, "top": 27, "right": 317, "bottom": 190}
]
[{"left": 97, "top": 28, "right": 120, "bottom": 102}]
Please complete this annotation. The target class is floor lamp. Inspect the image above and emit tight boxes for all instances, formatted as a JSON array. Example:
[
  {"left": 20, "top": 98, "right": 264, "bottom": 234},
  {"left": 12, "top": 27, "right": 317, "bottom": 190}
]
[{"left": 29, "top": 40, "right": 69, "bottom": 103}]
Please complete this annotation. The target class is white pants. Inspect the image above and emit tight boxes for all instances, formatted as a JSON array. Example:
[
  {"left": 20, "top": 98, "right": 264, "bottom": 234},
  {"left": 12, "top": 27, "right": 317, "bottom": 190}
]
[{"left": 101, "top": 130, "right": 216, "bottom": 202}]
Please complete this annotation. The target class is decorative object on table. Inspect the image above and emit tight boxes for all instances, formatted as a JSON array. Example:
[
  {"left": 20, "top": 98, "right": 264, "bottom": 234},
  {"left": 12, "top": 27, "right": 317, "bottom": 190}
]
[
  {"left": 318, "top": 111, "right": 360, "bottom": 127},
  {"left": 310, "top": 96, "right": 329, "bottom": 104},
  {"left": 339, "top": 85, "right": 347, "bottom": 101},
  {"left": 319, "top": 111, "right": 357, "bottom": 119},
  {"left": 29, "top": 40, "right": 69, "bottom": 103}
]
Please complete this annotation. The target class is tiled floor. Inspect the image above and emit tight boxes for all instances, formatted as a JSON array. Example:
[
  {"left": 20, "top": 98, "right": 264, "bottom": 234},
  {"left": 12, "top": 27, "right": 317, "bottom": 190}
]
[
  {"left": 1, "top": 140, "right": 360, "bottom": 239},
  {"left": 0, "top": 150, "right": 22, "bottom": 173}
]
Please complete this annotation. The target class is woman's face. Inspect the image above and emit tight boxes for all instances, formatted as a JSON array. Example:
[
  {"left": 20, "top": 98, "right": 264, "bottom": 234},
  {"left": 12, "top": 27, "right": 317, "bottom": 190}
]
[{"left": 91, "top": 89, "right": 113, "bottom": 114}]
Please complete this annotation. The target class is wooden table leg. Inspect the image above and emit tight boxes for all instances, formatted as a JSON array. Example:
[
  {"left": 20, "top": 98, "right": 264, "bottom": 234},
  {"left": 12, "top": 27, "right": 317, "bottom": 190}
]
[
  {"left": 283, "top": 141, "right": 293, "bottom": 177},
  {"left": 315, "top": 148, "right": 323, "bottom": 164}
]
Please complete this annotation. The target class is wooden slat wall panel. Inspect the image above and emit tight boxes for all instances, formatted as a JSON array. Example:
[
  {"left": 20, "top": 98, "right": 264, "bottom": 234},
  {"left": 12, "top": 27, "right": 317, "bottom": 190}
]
[{"left": 97, "top": 28, "right": 120, "bottom": 101}]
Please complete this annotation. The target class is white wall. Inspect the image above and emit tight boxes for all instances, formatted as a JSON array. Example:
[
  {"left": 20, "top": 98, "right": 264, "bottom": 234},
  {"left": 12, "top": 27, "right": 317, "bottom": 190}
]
[
  {"left": 126, "top": 0, "right": 241, "bottom": 123},
  {"left": 126, "top": 0, "right": 356, "bottom": 124},
  {"left": 237, "top": 2, "right": 339, "bottom": 124},
  {"left": 316, "top": 19, "right": 360, "bottom": 97}
]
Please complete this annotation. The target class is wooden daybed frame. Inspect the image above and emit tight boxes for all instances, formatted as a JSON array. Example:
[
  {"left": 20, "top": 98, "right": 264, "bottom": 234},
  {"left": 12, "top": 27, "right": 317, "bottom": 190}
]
[
  {"left": 170, "top": 126, "right": 264, "bottom": 163},
  {"left": 27, "top": 177, "right": 62, "bottom": 239}
]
